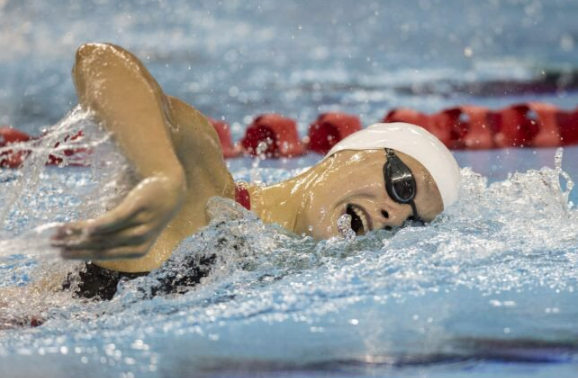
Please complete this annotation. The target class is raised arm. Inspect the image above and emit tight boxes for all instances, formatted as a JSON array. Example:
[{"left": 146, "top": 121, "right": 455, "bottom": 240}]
[{"left": 53, "top": 43, "right": 188, "bottom": 267}]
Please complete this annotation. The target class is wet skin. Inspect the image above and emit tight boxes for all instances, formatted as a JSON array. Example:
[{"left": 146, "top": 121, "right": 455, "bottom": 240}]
[
  {"left": 248, "top": 149, "right": 443, "bottom": 239},
  {"left": 53, "top": 43, "right": 236, "bottom": 273},
  {"left": 52, "top": 43, "right": 444, "bottom": 273}
]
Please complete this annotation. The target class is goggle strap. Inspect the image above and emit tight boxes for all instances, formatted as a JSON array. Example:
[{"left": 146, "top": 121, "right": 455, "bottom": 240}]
[{"left": 410, "top": 201, "right": 418, "bottom": 220}]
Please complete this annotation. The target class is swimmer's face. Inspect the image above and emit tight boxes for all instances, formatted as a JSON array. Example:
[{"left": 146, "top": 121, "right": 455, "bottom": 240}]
[{"left": 296, "top": 150, "right": 444, "bottom": 239}]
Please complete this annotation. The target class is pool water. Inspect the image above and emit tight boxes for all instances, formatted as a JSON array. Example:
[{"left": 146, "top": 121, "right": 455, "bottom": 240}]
[{"left": 1, "top": 1, "right": 578, "bottom": 377}]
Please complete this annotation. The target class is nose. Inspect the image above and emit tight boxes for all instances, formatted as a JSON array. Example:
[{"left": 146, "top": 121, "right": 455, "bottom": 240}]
[{"left": 378, "top": 204, "right": 413, "bottom": 230}]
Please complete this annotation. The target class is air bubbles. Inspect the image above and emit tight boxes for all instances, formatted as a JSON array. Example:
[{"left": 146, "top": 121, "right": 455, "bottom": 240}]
[{"left": 337, "top": 213, "right": 356, "bottom": 241}]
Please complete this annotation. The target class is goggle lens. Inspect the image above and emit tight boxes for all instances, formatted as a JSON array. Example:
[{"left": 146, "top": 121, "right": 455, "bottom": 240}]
[
  {"left": 383, "top": 149, "right": 423, "bottom": 224},
  {"left": 390, "top": 170, "right": 416, "bottom": 203}
]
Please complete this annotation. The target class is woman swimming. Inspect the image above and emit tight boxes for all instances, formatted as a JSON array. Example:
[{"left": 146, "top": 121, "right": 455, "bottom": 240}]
[{"left": 48, "top": 43, "right": 460, "bottom": 292}]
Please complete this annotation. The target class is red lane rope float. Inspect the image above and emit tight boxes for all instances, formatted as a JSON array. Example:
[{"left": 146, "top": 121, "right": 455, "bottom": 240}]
[
  {"left": 306, "top": 112, "right": 362, "bottom": 154},
  {"left": 241, "top": 113, "right": 306, "bottom": 158},
  {"left": 557, "top": 107, "right": 578, "bottom": 145},
  {"left": 385, "top": 106, "right": 495, "bottom": 149},
  {"left": 0, "top": 127, "right": 87, "bottom": 168},
  {"left": 207, "top": 118, "right": 242, "bottom": 158},
  {"left": 384, "top": 103, "right": 578, "bottom": 149},
  {"left": 1, "top": 102, "right": 578, "bottom": 168},
  {"left": 0, "top": 127, "right": 31, "bottom": 168}
]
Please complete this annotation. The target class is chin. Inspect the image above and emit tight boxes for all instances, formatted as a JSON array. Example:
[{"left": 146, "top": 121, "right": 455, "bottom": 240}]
[
  {"left": 308, "top": 216, "right": 341, "bottom": 240},
  {"left": 299, "top": 205, "right": 342, "bottom": 239}
]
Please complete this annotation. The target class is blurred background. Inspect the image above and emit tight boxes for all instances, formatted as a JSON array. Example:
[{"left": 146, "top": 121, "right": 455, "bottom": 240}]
[{"left": 0, "top": 0, "right": 577, "bottom": 139}]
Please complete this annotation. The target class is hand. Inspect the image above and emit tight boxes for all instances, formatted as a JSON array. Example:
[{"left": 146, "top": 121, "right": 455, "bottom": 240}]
[{"left": 51, "top": 175, "right": 185, "bottom": 260}]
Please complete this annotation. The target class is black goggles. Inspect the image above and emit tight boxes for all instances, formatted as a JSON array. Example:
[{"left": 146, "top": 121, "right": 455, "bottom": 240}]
[{"left": 383, "top": 148, "right": 424, "bottom": 225}]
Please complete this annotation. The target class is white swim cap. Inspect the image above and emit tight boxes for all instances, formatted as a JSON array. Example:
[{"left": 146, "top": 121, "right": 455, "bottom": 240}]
[{"left": 325, "top": 122, "right": 461, "bottom": 209}]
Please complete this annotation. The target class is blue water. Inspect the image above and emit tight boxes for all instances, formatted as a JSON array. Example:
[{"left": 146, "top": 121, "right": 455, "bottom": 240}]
[{"left": 1, "top": 1, "right": 578, "bottom": 377}]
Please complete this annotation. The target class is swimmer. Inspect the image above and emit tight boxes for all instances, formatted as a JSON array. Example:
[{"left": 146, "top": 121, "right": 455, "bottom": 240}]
[
  {"left": 1, "top": 42, "right": 461, "bottom": 303},
  {"left": 49, "top": 43, "right": 460, "bottom": 272}
]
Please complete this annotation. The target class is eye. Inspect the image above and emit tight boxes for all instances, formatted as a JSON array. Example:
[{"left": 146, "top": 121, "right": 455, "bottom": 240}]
[
  {"left": 381, "top": 210, "right": 389, "bottom": 219},
  {"left": 391, "top": 173, "right": 416, "bottom": 202}
]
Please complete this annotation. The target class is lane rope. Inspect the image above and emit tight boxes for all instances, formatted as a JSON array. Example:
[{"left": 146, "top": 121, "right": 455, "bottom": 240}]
[{"left": 1, "top": 102, "right": 578, "bottom": 167}]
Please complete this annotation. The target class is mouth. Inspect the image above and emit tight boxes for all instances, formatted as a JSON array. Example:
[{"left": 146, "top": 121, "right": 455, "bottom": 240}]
[{"left": 345, "top": 204, "right": 372, "bottom": 235}]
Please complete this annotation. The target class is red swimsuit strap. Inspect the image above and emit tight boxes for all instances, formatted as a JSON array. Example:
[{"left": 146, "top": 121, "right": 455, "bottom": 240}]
[{"left": 234, "top": 183, "right": 251, "bottom": 210}]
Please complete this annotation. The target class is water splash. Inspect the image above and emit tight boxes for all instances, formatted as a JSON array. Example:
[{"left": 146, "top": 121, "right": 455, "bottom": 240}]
[
  {"left": 0, "top": 143, "right": 577, "bottom": 376},
  {"left": 337, "top": 213, "right": 356, "bottom": 241},
  {"left": 249, "top": 140, "right": 270, "bottom": 184},
  {"left": 0, "top": 108, "right": 134, "bottom": 262},
  {"left": 555, "top": 148, "right": 574, "bottom": 206}
]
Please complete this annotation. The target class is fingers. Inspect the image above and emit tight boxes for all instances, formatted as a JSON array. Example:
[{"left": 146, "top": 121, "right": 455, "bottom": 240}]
[
  {"left": 51, "top": 213, "right": 140, "bottom": 251},
  {"left": 53, "top": 224, "right": 152, "bottom": 251},
  {"left": 51, "top": 176, "right": 180, "bottom": 262},
  {"left": 52, "top": 217, "right": 159, "bottom": 261},
  {"left": 52, "top": 222, "right": 86, "bottom": 241},
  {"left": 51, "top": 199, "right": 145, "bottom": 248},
  {"left": 55, "top": 224, "right": 154, "bottom": 260},
  {"left": 84, "top": 203, "right": 143, "bottom": 236},
  {"left": 60, "top": 243, "right": 150, "bottom": 261}
]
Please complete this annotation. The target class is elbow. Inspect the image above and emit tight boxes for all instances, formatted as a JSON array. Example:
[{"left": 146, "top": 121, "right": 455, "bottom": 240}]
[{"left": 72, "top": 42, "right": 123, "bottom": 100}]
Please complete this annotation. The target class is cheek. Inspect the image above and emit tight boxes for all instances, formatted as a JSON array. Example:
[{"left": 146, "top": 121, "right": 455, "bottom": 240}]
[
  {"left": 303, "top": 196, "right": 341, "bottom": 237},
  {"left": 327, "top": 180, "right": 380, "bottom": 201},
  {"left": 309, "top": 201, "right": 334, "bottom": 225}
]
